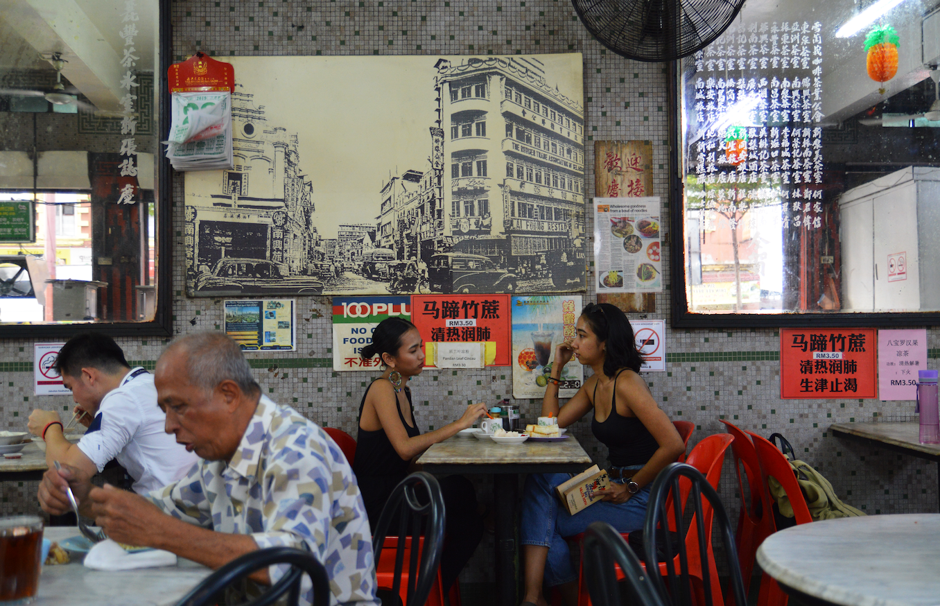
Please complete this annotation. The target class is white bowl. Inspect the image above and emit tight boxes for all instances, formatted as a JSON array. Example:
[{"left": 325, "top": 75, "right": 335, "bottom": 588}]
[
  {"left": 0, "top": 431, "right": 28, "bottom": 445},
  {"left": 490, "top": 434, "right": 529, "bottom": 444},
  {"left": 0, "top": 443, "right": 27, "bottom": 455},
  {"left": 457, "top": 428, "right": 481, "bottom": 439}
]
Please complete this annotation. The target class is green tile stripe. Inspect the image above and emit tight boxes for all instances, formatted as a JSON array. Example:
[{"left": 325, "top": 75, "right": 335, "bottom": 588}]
[
  {"left": 247, "top": 357, "right": 333, "bottom": 369},
  {"left": 667, "top": 351, "right": 780, "bottom": 363},
  {"left": 0, "top": 362, "right": 32, "bottom": 372}
]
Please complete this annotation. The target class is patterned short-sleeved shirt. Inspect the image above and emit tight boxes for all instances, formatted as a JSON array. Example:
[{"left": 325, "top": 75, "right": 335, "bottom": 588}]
[{"left": 148, "top": 396, "right": 379, "bottom": 606}]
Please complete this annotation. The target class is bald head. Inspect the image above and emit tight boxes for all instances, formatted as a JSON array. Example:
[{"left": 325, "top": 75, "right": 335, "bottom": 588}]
[{"left": 158, "top": 332, "right": 260, "bottom": 397}]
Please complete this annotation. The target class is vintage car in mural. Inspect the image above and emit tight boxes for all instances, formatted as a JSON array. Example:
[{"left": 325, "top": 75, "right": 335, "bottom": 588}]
[
  {"left": 361, "top": 248, "right": 397, "bottom": 281},
  {"left": 195, "top": 258, "right": 323, "bottom": 296},
  {"left": 428, "top": 253, "right": 517, "bottom": 294}
]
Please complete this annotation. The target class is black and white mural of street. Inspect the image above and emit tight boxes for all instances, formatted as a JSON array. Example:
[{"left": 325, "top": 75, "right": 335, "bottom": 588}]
[{"left": 184, "top": 55, "right": 585, "bottom": 297}]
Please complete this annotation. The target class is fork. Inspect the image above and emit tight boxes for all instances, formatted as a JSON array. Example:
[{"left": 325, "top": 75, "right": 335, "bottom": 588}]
[{"left": 53, "top": 461, "right": 107, "bottom": 543}]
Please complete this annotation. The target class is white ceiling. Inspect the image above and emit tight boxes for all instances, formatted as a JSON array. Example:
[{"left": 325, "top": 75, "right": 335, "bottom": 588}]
[{"left": 0, "top": 0, "right": 157, "bottom": 111}]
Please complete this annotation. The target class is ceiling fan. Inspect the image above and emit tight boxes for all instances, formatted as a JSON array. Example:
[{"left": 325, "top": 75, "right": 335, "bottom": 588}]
[
  {"left": 0, "top": 52, "right": 98, "bottom": 113},
  {"left": 859, "top": 70, "right": 940, "bottom": 126}
]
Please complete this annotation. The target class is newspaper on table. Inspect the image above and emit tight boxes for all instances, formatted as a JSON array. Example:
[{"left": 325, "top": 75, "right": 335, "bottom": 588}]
[{"left": 165, "top": 91, "right": 233, "bottom": 171}]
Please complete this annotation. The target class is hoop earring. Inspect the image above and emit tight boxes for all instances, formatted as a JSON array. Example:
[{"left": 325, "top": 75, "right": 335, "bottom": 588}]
[{"left": 389, "top": 370, "right": 403, "bottom": 393}]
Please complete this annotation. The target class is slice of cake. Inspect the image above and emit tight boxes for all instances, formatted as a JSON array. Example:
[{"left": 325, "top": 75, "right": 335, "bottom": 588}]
[{"left": 526, "top": 423, "right": 560, "bottom": 437}]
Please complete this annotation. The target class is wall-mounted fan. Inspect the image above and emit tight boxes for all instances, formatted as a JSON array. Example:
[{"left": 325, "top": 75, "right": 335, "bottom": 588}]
[
  {"left": 0, "top": 52, "right": 97, "bottom": 112},
  {"left": 571, "top": 0, "right": 747, "bottom": 63},
  {"left": 859, "top": 70, "right": 940, "bottom": 126}
]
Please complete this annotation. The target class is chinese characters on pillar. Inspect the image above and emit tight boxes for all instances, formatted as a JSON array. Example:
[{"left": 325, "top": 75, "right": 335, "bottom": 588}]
[
  {"left": 691, "top": 21, "right": 824, "bottom": 229},
  {"left": 780, "top": 328, "right": 876, "bottom": 399},
  {"left": 117, "top": 0, "right": 140, "bottom": 205}
]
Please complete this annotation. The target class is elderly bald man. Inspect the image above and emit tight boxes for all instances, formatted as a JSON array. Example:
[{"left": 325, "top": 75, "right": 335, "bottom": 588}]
[{"left": 39, "top": 332, "right": 379, "bottom": 606}]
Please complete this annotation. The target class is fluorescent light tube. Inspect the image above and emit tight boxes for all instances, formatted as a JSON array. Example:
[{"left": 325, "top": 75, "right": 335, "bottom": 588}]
[{"left": 835, "top": 0, "right": 908, "bottom": 38}]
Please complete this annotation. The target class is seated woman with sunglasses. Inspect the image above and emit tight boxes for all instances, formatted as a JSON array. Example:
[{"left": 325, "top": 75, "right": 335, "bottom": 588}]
[
  {"left": 353, "top": 316, "right": 488, "bottom": 594},
  {"left": 519, "top": 303, "right": 685, "bottom": 606}
]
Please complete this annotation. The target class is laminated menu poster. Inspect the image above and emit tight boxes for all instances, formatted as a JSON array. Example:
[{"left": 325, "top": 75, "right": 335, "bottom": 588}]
[
  {"left": 224, "top": 300, "right": 295, "bottom": 351},
  {"left": 593, "top": 197, "right": 662, "bottom": 293},
  {"left": 511, "top": 296, "right": 583, "bottom": 399}
]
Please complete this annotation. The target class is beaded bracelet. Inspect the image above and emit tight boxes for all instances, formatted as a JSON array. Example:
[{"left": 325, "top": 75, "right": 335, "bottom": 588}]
[
  {"left": 42, "top": 421, "right": 63, "bottom": 441},
  {"left": 547, "top": 376, "right": 561, "bottom": 385}
]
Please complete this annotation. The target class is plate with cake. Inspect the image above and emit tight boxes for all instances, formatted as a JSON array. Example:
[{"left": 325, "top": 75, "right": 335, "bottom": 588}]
[{"left": 526, "top": 417, "right": 567, "bottom": 441}]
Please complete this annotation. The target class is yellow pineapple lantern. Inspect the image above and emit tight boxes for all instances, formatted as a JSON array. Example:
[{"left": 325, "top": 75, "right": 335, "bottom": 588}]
[{"left": 865, "top": 25, "right": 899, "bottom": 94}]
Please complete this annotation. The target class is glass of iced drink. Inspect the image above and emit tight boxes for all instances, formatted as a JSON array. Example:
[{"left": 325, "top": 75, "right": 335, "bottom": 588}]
[
  {"left": 531, "top": 331, "right": 555, "bottom": 368},
  {"left": 0, "top": 516, "right": 44, "bottom": 604}
]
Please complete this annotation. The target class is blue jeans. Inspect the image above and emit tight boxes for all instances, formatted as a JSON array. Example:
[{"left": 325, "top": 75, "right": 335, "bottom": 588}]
[{"left": 519, "top": 467, "right": 651, "bottom": 587}]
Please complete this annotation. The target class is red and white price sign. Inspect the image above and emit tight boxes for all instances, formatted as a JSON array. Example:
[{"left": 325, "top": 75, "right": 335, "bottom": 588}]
[
  {"left": 632, "top": 320, "right": 666, "bottom": 372},
  {"left": 35, "top": 343, "right": 69, "bottom": 396}
]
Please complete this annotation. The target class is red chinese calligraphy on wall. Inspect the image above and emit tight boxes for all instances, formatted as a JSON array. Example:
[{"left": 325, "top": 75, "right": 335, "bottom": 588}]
[
  {"left": 412, "top": 294, "right": 511, "bottom": 367},
  {"left": 780, "top": 328, "right": 877, "bottom": 399}
]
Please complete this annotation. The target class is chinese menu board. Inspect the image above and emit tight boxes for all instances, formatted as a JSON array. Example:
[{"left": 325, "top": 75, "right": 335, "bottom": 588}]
[
  {"left": 878, "top": 329, "right": 927, "bottom": 401},
  {"left": 0, "top": 201, "right": 34, "bottom": 242},
  {"left": 411, "top": 295, "right": 510, "bottom": 368},
  {"left": 780, "top": 328, "right": 876, "bottom": 399},
  {"left": 512, "top": 295, "right": 583, "bottom": 399},
  {"left": 594, "top": 197, "right": 662, "bottom": 293},
  {"left": 332, "top": 296, "right": 411, "bottom": 371},
  {"left": 224, "top": 299, "right": 295, "bottom": 351}
]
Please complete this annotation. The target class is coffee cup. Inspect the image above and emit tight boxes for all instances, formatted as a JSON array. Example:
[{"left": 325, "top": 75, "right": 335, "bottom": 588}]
[{"left": 480, "top": 418, "right": 501, "bottom": 435}]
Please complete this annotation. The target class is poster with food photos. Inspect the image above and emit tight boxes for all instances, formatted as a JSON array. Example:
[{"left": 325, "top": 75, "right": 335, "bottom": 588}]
[
  {"left": 511, "top": 295, "right": 583, "bottom": 400},
  {"left": 593, "top": 197, "right": 662, "bottom": 292}
]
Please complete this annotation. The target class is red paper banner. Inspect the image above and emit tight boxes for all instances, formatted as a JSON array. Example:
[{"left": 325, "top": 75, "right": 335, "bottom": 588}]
[
  {"left": 411, "top": 295, "right": 511, "bottom": 367},
  {"left": 780, "top": 328, "right": 877, "bottom": 399}
]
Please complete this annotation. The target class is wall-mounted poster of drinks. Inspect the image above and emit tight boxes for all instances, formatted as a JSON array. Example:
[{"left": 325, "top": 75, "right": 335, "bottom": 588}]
[
  {"left": 511, "top": 295, "right": 583, "bottom": 399},
  {"left": 594, "top": 197, "right": 662, "bottom": 293}
]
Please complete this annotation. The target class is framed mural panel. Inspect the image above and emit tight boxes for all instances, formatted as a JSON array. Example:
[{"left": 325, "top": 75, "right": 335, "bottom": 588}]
[{"left": 184, "top": 54, "right": 586, "bottom": 296}]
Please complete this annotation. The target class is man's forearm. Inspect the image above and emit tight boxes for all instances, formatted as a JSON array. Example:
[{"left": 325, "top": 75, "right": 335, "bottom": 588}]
[
  {"left": 42, "top": 427, "right": 74, "bottom": 467},
  {"left": 150, "top": 517, "right": 269, "bottom": 583}
]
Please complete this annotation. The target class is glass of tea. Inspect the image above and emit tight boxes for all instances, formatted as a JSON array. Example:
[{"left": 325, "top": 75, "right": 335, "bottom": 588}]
[
  {"left": 530, "top": 331, "right": 555, "bottom": 368},
  {"left": 0, "top": 515, "right": 44, "bottom": 604}
]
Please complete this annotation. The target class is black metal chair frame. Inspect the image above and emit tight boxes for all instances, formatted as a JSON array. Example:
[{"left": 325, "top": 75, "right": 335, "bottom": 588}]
[
  {"left": 175, "top": 545, "right": 330, "bottom": 606},
  {"left": 583, "top": 521, "right": 668, "bottom": 606},
  {"left": 371, "top": 471, "right": 446, "bottom": 606},
  {"left": 644, "top": 463, "right": 748, "bottom": 606}
]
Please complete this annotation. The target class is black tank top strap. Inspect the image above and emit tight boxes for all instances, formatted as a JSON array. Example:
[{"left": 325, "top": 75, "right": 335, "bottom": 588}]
[{"left": 609, "top": 368, "right": 630, "bottom": 417}]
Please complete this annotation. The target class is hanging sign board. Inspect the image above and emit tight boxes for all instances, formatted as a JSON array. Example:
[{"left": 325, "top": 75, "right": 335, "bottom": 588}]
[{"left": 780, "top": 328, "right": 877, "bottom": 399}]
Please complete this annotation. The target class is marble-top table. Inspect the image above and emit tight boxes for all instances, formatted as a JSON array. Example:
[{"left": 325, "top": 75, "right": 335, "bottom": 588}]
[
  {"left": 417, "top": 435, "right": 593, "bottom": 606},
  {"left": 36, "top": 527, "right": 211, "bottom": 606},
  {"left": 0, "top": 434, "right": 85, "bottom": 482},
  {"left": 830, "top": 422, "right": 940, "bottom": 510},
  {"left": 756, "top": 514, "right": 940, "bottom": 606}
]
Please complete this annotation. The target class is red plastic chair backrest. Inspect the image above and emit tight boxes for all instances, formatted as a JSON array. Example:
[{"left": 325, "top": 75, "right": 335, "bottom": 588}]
[
  {"left": 662, "top": 433, "right": 734, "bottom": 531},
  {"left": 720, "top": 420, "right": 773, "bottom": 526},
  {"left": 673, "top": 420, "right": 695, "bottom": 463},
  {"left": 746, "top": 430, "right": 814, "bottom": 526},
  {"left": 324, "top": 427, "right": 357, "bottom": 467}
]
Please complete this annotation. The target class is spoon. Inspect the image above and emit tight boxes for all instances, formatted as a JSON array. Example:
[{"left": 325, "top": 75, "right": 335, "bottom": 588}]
[{"left": 53, "top": 461, "right": 106, "bottom": 543}]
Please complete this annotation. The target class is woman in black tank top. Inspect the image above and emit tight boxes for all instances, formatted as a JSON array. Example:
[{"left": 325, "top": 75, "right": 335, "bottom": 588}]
[
  {"left": 352, "top": 317, "right": 488, "bottom": 594},
  {"left": 519, "top": 303, "right": 685, "bottom": 606}
]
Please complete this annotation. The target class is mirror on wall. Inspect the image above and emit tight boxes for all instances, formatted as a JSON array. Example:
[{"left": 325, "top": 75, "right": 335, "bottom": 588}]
[
  {"left": 671, "top": 0, "right": 940, "bottom": 327},
  {"left": 0, "top": 0, "right": 170, "bottom": 336}
]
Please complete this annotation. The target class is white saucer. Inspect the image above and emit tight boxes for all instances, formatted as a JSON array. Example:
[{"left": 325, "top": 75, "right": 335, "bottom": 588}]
[
  {"left": 490, "top": 434, "right": 529, "bottom": 444},
  {"left": 474, "top": 431, "right": 493, "bottom": 440},
  {"left": 457, "top": 428, "right": 481, "bottom": 439}
]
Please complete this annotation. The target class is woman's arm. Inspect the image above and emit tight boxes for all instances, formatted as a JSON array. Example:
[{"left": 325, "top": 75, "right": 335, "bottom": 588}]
[
  {"left": 542, "top": 342, "right": 593, "bottom": 427},
  {"left": 597, "top": 371, "right": 685, "bottom": 503},
  {"left": 366, "top": 381, "right": 487, "bottom": 461}
]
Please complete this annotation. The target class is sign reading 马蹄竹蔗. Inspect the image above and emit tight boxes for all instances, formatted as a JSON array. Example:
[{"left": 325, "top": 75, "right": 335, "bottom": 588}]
[
  {"left": 780, "top": 328, "right": 877, "bottom": 399},
  {"left": 878, "top": 329, "right": 927, "bottom": 401},
  {"left": 411, "top": 295, "right": 510, "bottom": 368},
  {"left": 332, "top": 297, "right": 411, "bottom": 371}
]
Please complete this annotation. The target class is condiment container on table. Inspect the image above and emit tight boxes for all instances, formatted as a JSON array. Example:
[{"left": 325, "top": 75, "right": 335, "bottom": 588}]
[{"left": 916, "top": 369, "right": 939, "bottom": 444}]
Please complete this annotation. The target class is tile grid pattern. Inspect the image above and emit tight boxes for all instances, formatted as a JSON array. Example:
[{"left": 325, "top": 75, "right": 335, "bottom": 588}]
[{"left": 0, "top": 0, "right": 937, "bottom": 584}]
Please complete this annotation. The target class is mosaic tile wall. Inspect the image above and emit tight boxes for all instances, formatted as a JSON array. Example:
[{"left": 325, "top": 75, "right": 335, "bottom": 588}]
[{"left": 1, "top": 0, "right": 938, "bottom": 588}]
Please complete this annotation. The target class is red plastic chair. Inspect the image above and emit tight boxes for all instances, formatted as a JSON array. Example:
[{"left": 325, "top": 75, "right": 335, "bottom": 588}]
[
  {"left": 376, "top": 536, "right": 450, "bottom": 606},
  {"left": 323, "top": 427, "right": 357, "bottom": 467},
  {"left": 575, "top": 433, "right": 735, "bottom": 606},
  {"left": 674, "top": 420, "right": 695, "bottom": 463},
  {"left": 719, "top": 421, "right": 776, "bottom": 605},
  {"left": 746, "top": 431, "right": 814, "bottom": 606}
]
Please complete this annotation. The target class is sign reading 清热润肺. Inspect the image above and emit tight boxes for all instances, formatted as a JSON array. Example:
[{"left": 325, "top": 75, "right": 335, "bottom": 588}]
[
  {"left": 878, "top": 329, "right": 927, "bottom": 401},
  {"left": 411, "top": 295, "right": 510, "bottom": 367},
  {"left": 332, "top": 296, "right": 411, "bottom": 371},
  {"left": 780, "top": 328, "right": 877, "bottom": 399},
  {"left": 224, "top": 299, "right": 295, "bottom": 351},
  {"left": 0, "top": 201, "right": 34, "bottom": 243},
  {"left": 631, "top": 320, "right": 666, "bottom": 372},
  {"left": 512, "top": 296, "right": 583, "bottom": 399},
  {"left": 35, "top": 343, "right": 68, "bottom": 396}
]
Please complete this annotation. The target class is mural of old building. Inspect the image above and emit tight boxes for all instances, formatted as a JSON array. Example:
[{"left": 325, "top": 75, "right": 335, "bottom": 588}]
[
  {"left": 434, "top": 57, "right": 586, "bottom": 287},
  {"left": 186, "top": 86, "right": 320, "bottom": 294}
]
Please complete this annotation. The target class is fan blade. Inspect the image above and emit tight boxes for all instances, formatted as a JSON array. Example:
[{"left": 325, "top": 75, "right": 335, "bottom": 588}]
[{"left": 0, "top": 88, "right": 45, "bottom": 98}]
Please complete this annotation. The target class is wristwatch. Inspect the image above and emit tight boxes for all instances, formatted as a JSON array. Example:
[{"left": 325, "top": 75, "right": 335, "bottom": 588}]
[{"left": 626, "top": 480, "right": 640, "bottom": 495}]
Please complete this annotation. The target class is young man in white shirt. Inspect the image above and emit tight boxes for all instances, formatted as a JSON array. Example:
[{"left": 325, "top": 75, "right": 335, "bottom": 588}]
[{"left": 27, "top": 332, "right": 198, "bottom": 494}]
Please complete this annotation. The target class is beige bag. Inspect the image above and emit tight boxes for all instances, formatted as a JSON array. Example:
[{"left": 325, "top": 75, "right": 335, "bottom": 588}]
[{"left": 768, "top": 458, "right": 865, "bottom": 521}]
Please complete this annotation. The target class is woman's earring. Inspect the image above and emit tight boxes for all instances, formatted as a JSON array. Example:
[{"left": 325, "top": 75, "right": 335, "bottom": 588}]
[{"left": 389, "top": 370, "right": 403, "bottom": 393}]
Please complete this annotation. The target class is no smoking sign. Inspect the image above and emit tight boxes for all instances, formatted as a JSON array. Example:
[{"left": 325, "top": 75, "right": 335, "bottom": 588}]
[{"left": 632, "top": 320, "right": 666, "bottom": 372}]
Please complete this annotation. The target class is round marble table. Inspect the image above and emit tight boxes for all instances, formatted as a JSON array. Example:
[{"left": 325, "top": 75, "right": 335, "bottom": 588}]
[{"left": 756, "top": 514, "right": 940, "bottom": 606}]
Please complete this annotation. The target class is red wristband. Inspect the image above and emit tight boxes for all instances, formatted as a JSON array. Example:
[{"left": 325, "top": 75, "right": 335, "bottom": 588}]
[{"left": 42, "top": 421, "right": 63, "bottom": 441}]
